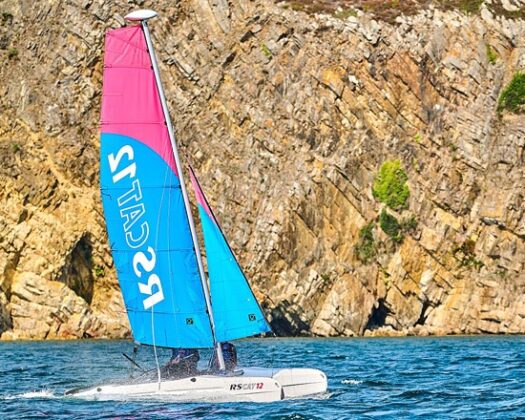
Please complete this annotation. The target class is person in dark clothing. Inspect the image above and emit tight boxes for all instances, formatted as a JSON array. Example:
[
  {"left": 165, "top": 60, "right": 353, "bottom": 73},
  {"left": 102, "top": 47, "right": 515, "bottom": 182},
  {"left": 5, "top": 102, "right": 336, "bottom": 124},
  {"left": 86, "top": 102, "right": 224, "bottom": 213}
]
[
  {"left": 162, "top": 348, "right": 200, "bottom": 378},
  {"left": 210, "top": 342, "right": 237, "bottom": 372}
]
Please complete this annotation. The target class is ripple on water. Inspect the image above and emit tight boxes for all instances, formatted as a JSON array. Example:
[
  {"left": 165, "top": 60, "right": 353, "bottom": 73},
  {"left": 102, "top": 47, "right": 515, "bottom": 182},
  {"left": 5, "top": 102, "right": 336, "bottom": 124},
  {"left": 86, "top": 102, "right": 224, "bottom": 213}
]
[
  {"left": 329, "top": 355, "right": 347, "bottom": 360},
  {"left": 362, "top": 379, "right": 391, "bottom": 387}
]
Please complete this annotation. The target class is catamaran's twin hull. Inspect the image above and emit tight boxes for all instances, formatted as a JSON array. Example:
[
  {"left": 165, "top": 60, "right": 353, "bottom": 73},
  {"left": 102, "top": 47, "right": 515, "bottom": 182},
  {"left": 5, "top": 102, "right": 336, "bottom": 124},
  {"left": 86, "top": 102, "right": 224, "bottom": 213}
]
[{"left": 68, "top": 368, "right": 327, "bottom": 403}]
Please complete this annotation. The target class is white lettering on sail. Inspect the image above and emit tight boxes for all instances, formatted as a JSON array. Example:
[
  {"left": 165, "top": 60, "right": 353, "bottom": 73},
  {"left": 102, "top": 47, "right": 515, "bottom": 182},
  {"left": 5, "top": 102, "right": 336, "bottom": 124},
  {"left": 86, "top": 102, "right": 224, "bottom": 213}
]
[
  {"left": 108, "top": 144, "right": 165, "bottom": 309},
  {"left": 133, "top": 247, "right": 156, "bottom": 277},
  {"left": 108, "top": 145, "right": 133, "bottom": 172},
  {"left": 138, "top": 274, "right": 164, "bottom": 309},
  {"left": 120, "top": 203, "right": 146, "bottom": 232},
  {"left": 118, "top": 179, "right": 142, "bottom": 206},
  {"left": 125, "top": 222, "right": 149, "bottom": 249},
  {"left": 112, "top": 162, "right": 136, "bottom": 183}
]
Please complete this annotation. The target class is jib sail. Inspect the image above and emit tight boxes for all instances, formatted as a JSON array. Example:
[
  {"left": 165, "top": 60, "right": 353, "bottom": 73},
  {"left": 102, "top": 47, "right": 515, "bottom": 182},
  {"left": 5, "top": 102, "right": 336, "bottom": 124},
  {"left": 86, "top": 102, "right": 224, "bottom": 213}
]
[{"left": 189, "top": 167, "right": 272, "bottom": 342}]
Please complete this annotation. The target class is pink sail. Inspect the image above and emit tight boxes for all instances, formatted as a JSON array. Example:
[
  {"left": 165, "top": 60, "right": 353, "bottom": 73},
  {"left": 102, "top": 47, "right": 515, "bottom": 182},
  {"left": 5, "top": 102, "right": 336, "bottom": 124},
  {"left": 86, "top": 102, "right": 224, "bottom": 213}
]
[{"left": 101, "top": 26, "right": 177, "bottom": 175}]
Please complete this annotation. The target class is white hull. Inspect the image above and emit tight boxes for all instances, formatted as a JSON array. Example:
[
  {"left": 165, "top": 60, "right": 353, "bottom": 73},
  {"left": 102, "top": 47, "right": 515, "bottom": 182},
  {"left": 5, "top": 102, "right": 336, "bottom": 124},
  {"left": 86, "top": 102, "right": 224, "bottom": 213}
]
[{"left": 67, "top": 367, "right": 327, "bottom": 403}]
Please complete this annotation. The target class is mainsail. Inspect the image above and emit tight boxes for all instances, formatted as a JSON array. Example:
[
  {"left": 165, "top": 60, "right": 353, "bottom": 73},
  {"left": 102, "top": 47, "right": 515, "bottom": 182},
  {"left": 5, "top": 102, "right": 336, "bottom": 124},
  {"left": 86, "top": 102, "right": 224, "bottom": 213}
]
[
  {"left": 100, "top": 26, "right": 214, "bottom": 348},
  {"left": 189, "top": 167, "right": 272, "bottom": 342}
]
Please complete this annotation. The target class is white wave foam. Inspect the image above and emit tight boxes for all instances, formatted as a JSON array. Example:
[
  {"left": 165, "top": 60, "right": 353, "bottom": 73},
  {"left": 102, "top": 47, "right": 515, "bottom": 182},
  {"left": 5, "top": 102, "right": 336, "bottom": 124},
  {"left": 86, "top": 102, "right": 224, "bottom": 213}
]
[
  {"left": 341, "top": 379, "right": 362, "bottom": 385},
  {"left": 2, "top": 390, "right": 57, "bottom": 400}
]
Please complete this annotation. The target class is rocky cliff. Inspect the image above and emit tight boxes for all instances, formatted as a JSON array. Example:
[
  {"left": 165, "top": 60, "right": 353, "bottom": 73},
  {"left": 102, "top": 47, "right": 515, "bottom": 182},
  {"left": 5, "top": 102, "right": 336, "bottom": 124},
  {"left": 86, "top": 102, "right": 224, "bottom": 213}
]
[{"left": 0, "top": 0, "right": 524, "bottom": 340}]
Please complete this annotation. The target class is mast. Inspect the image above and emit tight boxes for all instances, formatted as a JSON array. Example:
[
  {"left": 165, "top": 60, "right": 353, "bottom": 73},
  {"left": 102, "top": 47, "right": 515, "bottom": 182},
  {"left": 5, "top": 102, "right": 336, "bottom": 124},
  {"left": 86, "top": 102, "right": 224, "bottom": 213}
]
[{"left": 127, "top": 10, "right": 225, "bottom": 370}]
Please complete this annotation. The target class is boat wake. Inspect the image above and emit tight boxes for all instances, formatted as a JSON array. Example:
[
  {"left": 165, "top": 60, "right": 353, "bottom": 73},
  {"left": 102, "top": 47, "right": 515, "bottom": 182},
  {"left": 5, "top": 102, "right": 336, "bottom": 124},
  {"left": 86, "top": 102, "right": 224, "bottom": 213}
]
[
  {"left": 1, "top": 390, "right": 57, "bottom": 400},
  {"left": 281, "top": 390, "right": 335, "bottom": 402}
]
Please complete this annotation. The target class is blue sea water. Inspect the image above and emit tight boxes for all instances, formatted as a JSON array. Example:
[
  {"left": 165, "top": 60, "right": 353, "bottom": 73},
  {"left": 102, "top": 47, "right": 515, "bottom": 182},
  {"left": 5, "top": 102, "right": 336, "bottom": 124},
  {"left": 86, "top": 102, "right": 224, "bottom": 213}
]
[{"left": 0, "top": 336, "right": 524, "bottom": 419}]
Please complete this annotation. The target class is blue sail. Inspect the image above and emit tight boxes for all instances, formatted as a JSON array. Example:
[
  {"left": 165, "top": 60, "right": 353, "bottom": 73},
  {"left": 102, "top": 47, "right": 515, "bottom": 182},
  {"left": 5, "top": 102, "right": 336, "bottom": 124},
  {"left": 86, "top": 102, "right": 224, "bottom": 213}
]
[
  {"left": 189, "top": 168, "right": 272, "bottom": 342},
  {"left": 100, "top": 26, "right": 213, "bottom": 348}
]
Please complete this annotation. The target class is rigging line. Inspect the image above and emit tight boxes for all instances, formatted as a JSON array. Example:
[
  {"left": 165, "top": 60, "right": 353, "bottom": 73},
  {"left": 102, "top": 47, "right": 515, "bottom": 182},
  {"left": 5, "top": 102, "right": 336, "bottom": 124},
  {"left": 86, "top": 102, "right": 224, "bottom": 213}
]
[
  {"left": 164, "top": 146, "right": 181, "bottom": 337},
  {"left": 160, "top": 122, "right": 180, "bottom": 336},
  {"left": 122, "top": 352, "right": 144, "bottom": 372},
  {"left": 149, "top": 83, "right": 169, "bottom": 393},
  {"left": 151, "top": 305, "right": 162, "bottom": 391},
  {"left": 153, "top": 145, "right": 169, "bottom": 256},
  {"left": 270, "top": 331, "right": 277, "bottom": 377},
  {"left": 149, "top": 115, "right": 167, "bottom": 390}
]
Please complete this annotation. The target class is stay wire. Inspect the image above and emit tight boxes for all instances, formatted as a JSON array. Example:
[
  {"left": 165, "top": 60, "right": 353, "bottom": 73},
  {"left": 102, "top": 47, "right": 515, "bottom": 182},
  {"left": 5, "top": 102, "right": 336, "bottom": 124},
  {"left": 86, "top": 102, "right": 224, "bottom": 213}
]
[
  {"left": 269, "top": 331, "right": 277, "bottom": 377},
  {"left": 151, "top": 307, "right": 162, "bottom": 390}
]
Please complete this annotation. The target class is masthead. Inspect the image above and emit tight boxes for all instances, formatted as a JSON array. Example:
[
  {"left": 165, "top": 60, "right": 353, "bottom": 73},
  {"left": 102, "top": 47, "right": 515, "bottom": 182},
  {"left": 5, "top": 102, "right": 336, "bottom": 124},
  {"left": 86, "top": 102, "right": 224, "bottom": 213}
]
[{"left": 124, "top": 9, "right": 158, "bottom": 22}]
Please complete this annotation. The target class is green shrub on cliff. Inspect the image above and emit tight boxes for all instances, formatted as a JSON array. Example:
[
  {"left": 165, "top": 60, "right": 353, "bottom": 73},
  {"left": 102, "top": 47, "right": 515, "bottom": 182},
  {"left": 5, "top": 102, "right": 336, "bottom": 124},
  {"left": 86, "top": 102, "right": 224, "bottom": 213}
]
[
  {"left": 453, "top": 239, "right": 484, "bottom": 269},
  {"left": 333, "top": 8, "right": 358, "bottom": 19},
  {"left": 354, "top": 222, "right": 376, "bottom": 264},
  {"left": 260, "top": 43, "right": 272, "bottom": 58},
  {"left": 457, "top": 0, "right": 483, "bottom": 15},
  {"left": 486, "top": 44, "right": 497, "bottom": 65},
  {"left": 498, "top": 72, "right": 525, "bottom": 114},
  {"left": 379, "top": 209, "right": 403, "bottom": 243},
  {"left": 7, "top": 47, "right": 17, "bottom": 59},
  {"left": 372, "top": 160, "right": 410, "bottom": 210},
  {"left": 94, "top": 265, "right": 105, "bottom": 278}
]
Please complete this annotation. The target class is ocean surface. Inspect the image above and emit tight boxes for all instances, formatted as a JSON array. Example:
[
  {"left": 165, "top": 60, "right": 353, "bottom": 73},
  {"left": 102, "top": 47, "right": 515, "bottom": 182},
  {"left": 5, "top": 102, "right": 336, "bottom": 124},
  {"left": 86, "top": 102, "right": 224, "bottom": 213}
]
[{"left": 0, "top": 336, "right": 524, "bottom": 419}]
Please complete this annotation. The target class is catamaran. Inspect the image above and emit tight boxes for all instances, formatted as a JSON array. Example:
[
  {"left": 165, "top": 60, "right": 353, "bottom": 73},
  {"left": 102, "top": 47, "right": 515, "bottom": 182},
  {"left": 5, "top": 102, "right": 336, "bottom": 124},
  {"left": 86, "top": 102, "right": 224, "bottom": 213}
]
[{"left": 67, "top": 9, "right": 327, "bottom": 402}]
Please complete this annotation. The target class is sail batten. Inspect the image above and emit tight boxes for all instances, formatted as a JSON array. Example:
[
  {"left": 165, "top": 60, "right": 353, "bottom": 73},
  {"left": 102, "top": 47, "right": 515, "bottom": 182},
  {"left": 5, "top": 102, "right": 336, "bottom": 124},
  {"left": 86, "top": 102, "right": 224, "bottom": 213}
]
[
  {"left": 189, "top": 167, "right": 272, "bottom": 342},
  {"left": 100, "top": 26, "right": 213, "bottom": 348}
]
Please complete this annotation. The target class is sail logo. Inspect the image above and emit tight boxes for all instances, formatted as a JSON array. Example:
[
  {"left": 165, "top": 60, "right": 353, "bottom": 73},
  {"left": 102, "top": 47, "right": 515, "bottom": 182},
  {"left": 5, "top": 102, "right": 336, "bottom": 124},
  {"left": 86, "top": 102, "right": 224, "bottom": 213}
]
[{"left": 107, "top": 144, "right": 164, "bottom": 310}]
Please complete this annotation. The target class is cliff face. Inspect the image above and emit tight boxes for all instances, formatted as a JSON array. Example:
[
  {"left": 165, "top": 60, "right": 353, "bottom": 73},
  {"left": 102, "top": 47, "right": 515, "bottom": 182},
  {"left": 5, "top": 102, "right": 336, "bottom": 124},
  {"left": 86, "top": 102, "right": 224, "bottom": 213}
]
[{"left": 0, "top": 0, "right": 524, "bottom": 340}]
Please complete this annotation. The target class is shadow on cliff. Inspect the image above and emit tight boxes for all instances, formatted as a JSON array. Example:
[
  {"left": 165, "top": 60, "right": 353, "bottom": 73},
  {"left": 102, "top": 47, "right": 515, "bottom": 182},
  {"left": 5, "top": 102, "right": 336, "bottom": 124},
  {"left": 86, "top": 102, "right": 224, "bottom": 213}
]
[
  {"left": 270, "top": 304, "right": 311, "bottom": 336},
  {"left": 58, "top": 233, "right": 95, "bottom": 304},
  {"left": 365, "top": 298, "right": 392, "bottom": 331}
]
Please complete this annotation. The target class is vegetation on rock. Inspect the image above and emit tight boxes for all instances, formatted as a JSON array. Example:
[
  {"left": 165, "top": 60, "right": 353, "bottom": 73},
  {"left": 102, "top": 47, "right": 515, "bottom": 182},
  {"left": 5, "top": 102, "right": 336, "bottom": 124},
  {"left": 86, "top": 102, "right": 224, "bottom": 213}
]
[
  {"left": 400, "top": 215, "right": 418, "bottom": 233},
  {"left": 485, "top": 44, "right": 497, "bottom": 65},
  {"left": 354, "top": 222, "right": 376, "bottom": 264},
  {"left": 456, "top": 0, "right": 483, "bottom": 15},
  {"left": 279, "top": 0, "right": 525, "bottom": 23},
  {"left": 372, "top": 160, "right": 410, "bottom": 210},
  {"left": 333, "top": 8, "right": 358, "bottom": 19},
  {"left": 498, "top": 72, "right": 525, "bottom": 114},
  {"left": 94, "top": 265, "right": 105, "bottom": 278},
  {"left": 260, "top": 43, "right": 272, "bottom": 58},
  {"left": 379, "top": 209, "right": 403, "bottom": 243},
  {"left": 7, "top": 47, "right": 17, "bottom": 59},
  {"left": 453, "top": 239, "right": 484, "bottom": 270}
]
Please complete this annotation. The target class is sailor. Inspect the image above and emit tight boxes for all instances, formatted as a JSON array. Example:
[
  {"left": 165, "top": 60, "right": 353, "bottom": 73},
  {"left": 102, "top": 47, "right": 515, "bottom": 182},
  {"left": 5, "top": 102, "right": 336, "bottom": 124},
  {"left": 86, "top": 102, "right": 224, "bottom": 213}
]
[
  {"left": 163, "top": 348, "right": 200, "bottom": 378},
  {"left": 210, "top": 342, "right": 238, "bottom": 372}
]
